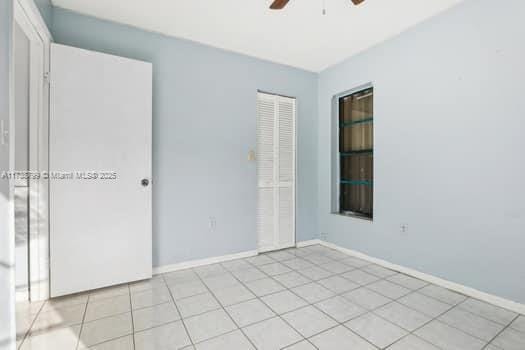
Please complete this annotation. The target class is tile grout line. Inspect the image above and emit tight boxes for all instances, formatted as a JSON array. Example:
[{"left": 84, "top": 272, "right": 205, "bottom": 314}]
[
  {"left": 255, "top": 250, "right": 420, "bottom": 349},
  {"left": 177, "top": 245, "right": 521, "bottom": 349},
  {"left": 81, "top": 279, "right": 199, "bottom": 348},
  {"left": 225, "top": 251, "right": 320, "bottom": 348},
  {"left": 381, "top": 280, "right": 519, "bottom": 334},
  {"left": 322, "top": 244, "right": 525, "bottom": 317},
  {"left": 161, "top": 273, "right": 196, "bottom": 349},
  {"left": 480, "top": 314, "right": 521, "bottom": 350},
  {"left": 85, "top": 289, "right": 129, "bottom": 303},
  {"left": 437, "top": 300, "right": 518, "bottom": 344},
  {"left": 279, "top": 264, "right": 413, "bottom": 349},
  {"left": 191, "top": 266, "right": 261, "bottom": 350},
  {"left": 75, "top": 293, "right": 90, "bottom": 350},
  {"left": 381, "top": 332, "right": 444, "bottom": 350},
  {"left": 16, "top": 250, "right": 358, "bottom": 347},
  {"left": 27, "top": 285, "right": 192, "bottom": 345},
  {"left": 153, "top": 245, "right": 519, "bottom": 350},
  {"left": 257, "top": 247, "right": 495, "bottom": 349},
  {"left": 384, "top": 292, "right": 469, "bottom": 349},
  {"left": 240, "top": 252, "right": 375, "bottom": 349},
  {"left": 281, "top": 248, "right": 522, "bottom": 345},
  {"left": 302, "top": 260, "right": 447, "bottom": 349},
  {"left": 151, "top": 254, "right": 512, "bottom": 350},
  {"left": 191, "top": 247, "right": 480, "bottom": 349},
  {"left": 17, "top": 299, "right": 46, "bottom": 349},
  {"left": 281, "top": 288, "right": 378, "bottom": 349},
  {"left": 26, "top": 245, "right": 523, "bottom": 350},
  {"left": 243, "top": 270, "right": 322, "bottom": 349},
  {"left": 453, "top": 297, "right": 520, "bottom": 327},
  {"left": 78, "top": 288, "right": 138, "bottom": 349},
  {"left": 332, "top": 267, "right": 488, "bottom": 349},
  {"left": 274, "top": 250, "right": 385, "bottom": 348},
  {"left": 93, "top": 335, "right": 136, "bottom": 349},
  {"left": 127, "top": 284, "right": 136, "bottom": 350},
  {"left": 82, "top": 282, "right": 175, "bottom": 349}
]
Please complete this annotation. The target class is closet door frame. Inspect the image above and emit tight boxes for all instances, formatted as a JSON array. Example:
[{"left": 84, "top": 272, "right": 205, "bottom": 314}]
[
  {"left": 256, "top": 90, "right": 297, "bottom": 253},
  {"left": 13, "top": 0, "right": 53, "bottom": 302}
]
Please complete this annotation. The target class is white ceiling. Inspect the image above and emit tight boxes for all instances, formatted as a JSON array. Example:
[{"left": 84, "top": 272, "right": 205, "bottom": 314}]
[{"left": 51, "top": 0, "right": 464, "bottom": 72}]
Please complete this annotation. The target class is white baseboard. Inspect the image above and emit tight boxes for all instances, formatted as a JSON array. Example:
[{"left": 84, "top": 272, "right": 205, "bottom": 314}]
[
  {"left": 153, "top": 250, "right": 258, "bottom": 275},
  {"left": 153, "top": 240, "right": 319, "bottom": 275},
  {"left": 296, "top": 239, "right": 322, "bottom": 247},
  {"left": 318, "top": 240, "right": 525, "bottom": 315},
  {"left": 153, "top": 240, "right": 320, "bottom": 275},
  {"left": 153, "top": 241, "right": 320, "bottom": 275}
]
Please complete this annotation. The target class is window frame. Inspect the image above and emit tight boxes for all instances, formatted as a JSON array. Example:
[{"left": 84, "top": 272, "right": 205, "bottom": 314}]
[{"left": 331, "top": 82, "right": 374, "bottom": 220}]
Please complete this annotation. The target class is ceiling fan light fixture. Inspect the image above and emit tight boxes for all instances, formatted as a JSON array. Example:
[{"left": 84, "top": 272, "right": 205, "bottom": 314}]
[
  {"left": 270, "top": 0, "right": 290, "bottom": 10},
  {"left": 270, "top": 0, "right": 366, "bottom": 10}
]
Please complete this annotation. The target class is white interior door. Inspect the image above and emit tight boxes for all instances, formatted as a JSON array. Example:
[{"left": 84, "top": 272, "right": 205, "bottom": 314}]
[
  {"left": 257, "top": 92, "right": 296, "bottom": 252},
  {"left": 49, "top": 44, "right": 152, "bottom": 297}
]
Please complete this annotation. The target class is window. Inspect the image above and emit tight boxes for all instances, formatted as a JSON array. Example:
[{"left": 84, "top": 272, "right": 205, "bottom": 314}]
[{"left": 337, "top": 87, "right": 373, "bottom": 218}]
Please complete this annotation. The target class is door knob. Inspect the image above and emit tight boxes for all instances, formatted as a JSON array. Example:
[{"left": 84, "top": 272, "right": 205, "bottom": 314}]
[{"left": 141, "top": 179, "right": 149, "bottom": 187}]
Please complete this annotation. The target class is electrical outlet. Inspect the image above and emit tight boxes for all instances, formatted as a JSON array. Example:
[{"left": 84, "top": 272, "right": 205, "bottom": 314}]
[
  {"left": 400, "top": 223, "right": 408, "bottom": 233},
  {"left": 209, "top": 217, "right": 217, "bottom": 231}
]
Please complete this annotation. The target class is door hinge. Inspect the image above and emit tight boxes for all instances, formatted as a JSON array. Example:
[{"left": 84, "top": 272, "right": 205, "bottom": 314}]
[
  {"left": 43, "top": 72, "right": 50, "bottom": 85},
  {"left": 1, "top": 120, "right": 9, "bottom": 145}
]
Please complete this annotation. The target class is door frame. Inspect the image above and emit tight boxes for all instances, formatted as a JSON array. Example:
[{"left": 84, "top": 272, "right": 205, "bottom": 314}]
[
  {"left": 13, "top": 0, "right": 53, "bottom": 302},
  {"left": 256, "top": 90, "right": 298, "bottom": 253}
]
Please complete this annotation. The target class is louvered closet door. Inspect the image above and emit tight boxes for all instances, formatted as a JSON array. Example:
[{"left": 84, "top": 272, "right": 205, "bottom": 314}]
[{"left": 257, "top": 92, "right": 296, "bottom": 252}]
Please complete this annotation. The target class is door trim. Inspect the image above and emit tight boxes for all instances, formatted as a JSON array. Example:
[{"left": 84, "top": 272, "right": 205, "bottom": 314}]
[{"left": 14, "top": 0, "right": 52, "bottom": 302}]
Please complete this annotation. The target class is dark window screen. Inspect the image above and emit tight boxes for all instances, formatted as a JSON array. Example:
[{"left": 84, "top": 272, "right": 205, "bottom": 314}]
[{"left": 339, "top": 88, "right": 373, "bottom": 218}]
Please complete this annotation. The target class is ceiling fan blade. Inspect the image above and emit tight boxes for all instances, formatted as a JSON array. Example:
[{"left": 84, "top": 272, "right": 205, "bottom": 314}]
[
  {"left": 270, "top": 0, "right": 290, "bottom": 10},
  {"left": 351, "top": 0, "right": 366, "bottom": 4}
]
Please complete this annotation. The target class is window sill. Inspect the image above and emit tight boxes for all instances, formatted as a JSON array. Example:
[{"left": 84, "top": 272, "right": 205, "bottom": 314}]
[{"left": 331, "top": 211, "right": 373, "bottom": 222}]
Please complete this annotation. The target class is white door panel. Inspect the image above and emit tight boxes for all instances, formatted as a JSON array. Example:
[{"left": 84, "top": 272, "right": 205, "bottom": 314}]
[
  {"left": 49, "top": 44, "right": 152, "bottom": 297},
  {"left": 278, "top": 187, "right": 294, "bottom": 248},
  {"left": 256, "top": 94, "right": 275, "bottom": 188},
  {"left": 256, "top": 187, "right": 275, "bottom": 252},
  {"left": 256, "top": 92, "right": 296, "bottom": 253}
]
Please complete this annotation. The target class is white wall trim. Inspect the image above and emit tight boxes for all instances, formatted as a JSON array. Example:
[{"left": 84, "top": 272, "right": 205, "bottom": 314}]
[
  {"left": 296, "top": 239, "right": 322, "bottom": 248},
  {"left": 153, "top": 250, "right": 258, "bottom": 275},
  {"left": 17, "top": 0, "right": 53, "bottom": 41},
  {"left": 318, "top": 240, "right": 525, "bottom": 315},
  {"left": 13, "top": 0, "right": 52, "bottom": 302}
]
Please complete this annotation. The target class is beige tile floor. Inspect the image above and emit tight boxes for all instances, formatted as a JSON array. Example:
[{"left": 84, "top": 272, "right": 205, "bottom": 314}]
[{"left": 16, "top": 244, "right": 525, "bottom": 349}]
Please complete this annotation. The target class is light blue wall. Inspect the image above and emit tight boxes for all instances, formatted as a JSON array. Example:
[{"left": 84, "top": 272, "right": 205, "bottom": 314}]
[
  {"left": 47, "top": 0, "right": 525, "bottom": 304},
  {"left": 0, "top": 1, "right": 15, "bottom": 349},
  {"left": 51, "top": 7, "right": 319, "bottom": 268},
  {"left": 318, "top": 0, "right": 525, "bottom": 303},
  {"left": 33, "top": 0, "right": 52, "bottom": 28}
]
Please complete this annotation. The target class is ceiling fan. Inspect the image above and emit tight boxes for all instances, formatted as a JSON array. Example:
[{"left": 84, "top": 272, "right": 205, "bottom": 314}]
[{"left": 270, "top": 0, "right": 365, "bottom": 10}]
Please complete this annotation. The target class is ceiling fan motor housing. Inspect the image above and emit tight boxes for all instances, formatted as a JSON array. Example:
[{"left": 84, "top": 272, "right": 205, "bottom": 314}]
[{"left": 270, "top": 0, "right": 366, "bottom": 10}]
